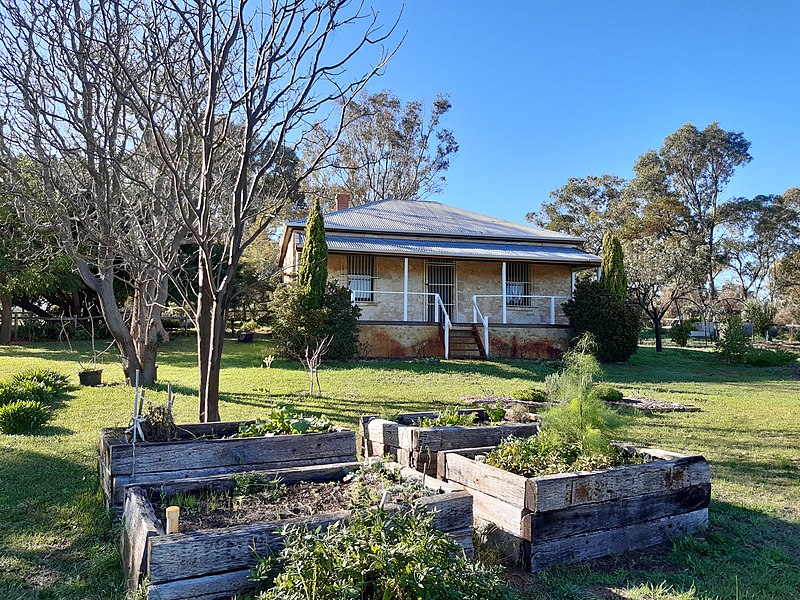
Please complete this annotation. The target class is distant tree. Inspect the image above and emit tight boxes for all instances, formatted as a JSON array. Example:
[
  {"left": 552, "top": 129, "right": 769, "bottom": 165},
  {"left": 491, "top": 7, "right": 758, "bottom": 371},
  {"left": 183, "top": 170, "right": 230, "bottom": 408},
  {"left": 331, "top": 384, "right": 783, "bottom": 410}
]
[
  {"left": 625, "top": 237, "right": 704, "bottom": 352},
  {"left": 529, "top": 175, "right": 633, "bottom": 254},
  {"left": 297, "top": 199, "right": 329, "bottom": 310},
  {"left": 306, "top": 90, "right": 458, "bottom": 206},
  {"left": 718, "top": 194, "right": 800, "bottom": 300},
  {"left": 630, "top": 123, "right": 752, "bottom": 305},
  {"left": 600, "top": 231, "right": 627, "bottom": 303}
]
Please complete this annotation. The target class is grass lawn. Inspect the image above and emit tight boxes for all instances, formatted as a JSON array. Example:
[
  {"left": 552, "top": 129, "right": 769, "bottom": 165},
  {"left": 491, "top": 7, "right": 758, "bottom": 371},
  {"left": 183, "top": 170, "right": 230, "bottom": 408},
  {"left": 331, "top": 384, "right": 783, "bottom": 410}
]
[{"left": 0, "top": 335, "right": 798, "bottom": 600}]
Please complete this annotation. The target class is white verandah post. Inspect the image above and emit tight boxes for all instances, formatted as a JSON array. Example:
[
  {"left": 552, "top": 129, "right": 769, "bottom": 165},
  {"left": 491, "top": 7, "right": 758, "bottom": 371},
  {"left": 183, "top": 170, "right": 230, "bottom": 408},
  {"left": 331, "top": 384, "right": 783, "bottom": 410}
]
[
  {"left": 403, "top": 258, "right": 409, "bottom": 321},
  {"left": 501, "top": 261, "right": 507, "bottom": 324}
]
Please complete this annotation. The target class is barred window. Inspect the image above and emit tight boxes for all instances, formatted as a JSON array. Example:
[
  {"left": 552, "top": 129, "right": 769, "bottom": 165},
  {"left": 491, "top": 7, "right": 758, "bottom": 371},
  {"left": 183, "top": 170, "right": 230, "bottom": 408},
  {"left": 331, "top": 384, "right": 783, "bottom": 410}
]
[
  {"left": 348, "top": 255, "right": 375, "bottom": 302},
  {"left": 506, "top": 263, "right": 532, "bottom": 306}
]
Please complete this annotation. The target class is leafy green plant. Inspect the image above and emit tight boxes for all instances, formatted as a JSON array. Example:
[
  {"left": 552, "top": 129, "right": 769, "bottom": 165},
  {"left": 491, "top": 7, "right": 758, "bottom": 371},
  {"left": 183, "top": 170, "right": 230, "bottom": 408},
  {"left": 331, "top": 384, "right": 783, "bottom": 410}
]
[
  {"left": 589, "top": 384, "right": 624, "bottom": 403},
  {"left": 240, "top": 319, "right": 259, "bottom": 333},
  {"left": 670, "top": 321, "right": 693, "bottom": 347},
  {"left": 162, "top": 490, "right": 200, "bottom": 514},
  {"left": 9, "top": 368, "right": 70, "bottom": 393},
  {"left": 512, "top": 388, "right": 548, "bottom": 403},
  {"left": 0, "top": 399, "right": 52, "bottom": 434},
  {"left": 247, "top": 505, "right": 516, "bottom": 600},
  {"left": 234, "top": 403, "right": 334, "bottom": 437},
  {"left": 416, "top": 408, "right": 477, "bottom": 428},
  {"left": 486, "top": 431, "right": 622, "bottom": 478},
  {"left": 484, "top": 403, "right": 506, "bottom": 424},
  {"left": 716, "top": 315, "right": 752, "bottom": 363}
]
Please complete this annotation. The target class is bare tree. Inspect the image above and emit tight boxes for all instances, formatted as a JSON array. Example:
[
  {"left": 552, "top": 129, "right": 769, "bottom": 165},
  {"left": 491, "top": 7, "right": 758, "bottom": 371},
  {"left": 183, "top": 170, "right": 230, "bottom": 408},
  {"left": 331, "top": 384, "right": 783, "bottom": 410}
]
[
  {"left": 301, "top": 336, "right": 332, "bottom": 396},
  {"left": 102, "top": 0, "right": 398, "bottom": 420},
  {"left": 0, "top": 0, "right": 187, "bottom": 386}
]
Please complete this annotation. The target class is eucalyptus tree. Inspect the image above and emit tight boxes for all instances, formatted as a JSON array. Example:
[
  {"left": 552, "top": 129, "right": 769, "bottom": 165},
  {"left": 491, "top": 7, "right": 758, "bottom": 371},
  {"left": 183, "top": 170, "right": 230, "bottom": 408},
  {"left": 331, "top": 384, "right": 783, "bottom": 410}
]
[
  {"left": 530, "top": 175, "right": 634, "bottom": 255},
  {"left": 305, "top": 90, "right": 458, "bottom": 206},
  {"left": 630, "top": 123, "right": 752, "bottom": 305}
]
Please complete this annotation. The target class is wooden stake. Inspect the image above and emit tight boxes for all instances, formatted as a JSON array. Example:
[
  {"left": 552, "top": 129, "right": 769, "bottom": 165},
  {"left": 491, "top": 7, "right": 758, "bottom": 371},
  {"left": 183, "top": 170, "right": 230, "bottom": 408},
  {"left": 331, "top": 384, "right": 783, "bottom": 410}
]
[{"left": 166, "top": 506, "right": 180, "bottom": 534}]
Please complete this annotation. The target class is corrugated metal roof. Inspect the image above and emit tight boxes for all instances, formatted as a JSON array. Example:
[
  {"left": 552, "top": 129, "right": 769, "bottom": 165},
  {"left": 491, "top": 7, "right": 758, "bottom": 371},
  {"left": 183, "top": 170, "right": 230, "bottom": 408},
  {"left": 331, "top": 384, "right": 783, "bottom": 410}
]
[
  {"left": 288, "top": 199, "right": 583, "bottom": 243},
  {"left": 297, "top": 234, "right": 601, "bottom": 264}
]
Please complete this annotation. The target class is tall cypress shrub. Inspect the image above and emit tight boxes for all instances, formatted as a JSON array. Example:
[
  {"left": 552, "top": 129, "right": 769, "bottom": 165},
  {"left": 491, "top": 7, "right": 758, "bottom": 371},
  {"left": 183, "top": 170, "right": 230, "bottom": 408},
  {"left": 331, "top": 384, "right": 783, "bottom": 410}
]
[
  {"left": 600, "top": 230, "right": 627, "bottom": 303},
  {"left": 297, "top": 198, "right": 328, "bottom": 309}
]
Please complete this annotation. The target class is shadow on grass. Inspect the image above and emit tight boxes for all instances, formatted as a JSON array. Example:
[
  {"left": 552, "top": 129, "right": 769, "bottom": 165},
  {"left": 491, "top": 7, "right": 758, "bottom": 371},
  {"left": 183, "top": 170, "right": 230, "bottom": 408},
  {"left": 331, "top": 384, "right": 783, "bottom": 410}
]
[
  {"left": 516, "top": 500, "right": 800, "bottom": 600},
  {"left": 0, "top": 449, "right": 124, "bottom": 600}
]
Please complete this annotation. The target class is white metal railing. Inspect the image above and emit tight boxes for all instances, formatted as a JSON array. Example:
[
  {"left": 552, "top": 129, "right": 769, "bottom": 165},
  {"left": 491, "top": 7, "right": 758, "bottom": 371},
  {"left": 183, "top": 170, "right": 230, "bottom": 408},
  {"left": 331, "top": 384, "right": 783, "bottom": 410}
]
[
  {"left": 471, "top": 294, "right": 573, "bottom": 358},
  {"left": 471, "top": 296, "right": 490, "bottom": 358},
  {"left": 350, "top": 290, "right": 452, "bottom": 359}
]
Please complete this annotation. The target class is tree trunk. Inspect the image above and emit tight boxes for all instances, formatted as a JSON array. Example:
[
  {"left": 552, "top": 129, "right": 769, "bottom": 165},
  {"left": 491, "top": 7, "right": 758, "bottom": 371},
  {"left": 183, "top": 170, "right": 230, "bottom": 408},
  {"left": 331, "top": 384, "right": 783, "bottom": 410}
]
[
  {"left": 196, "top": 279, "right": 223, "bottom": 422},
  {"left": 653, "top": 314, "right": 663, "bottom": 353},
  {"left": 0, "top": 294, "right": 12, "bottom": 345}
]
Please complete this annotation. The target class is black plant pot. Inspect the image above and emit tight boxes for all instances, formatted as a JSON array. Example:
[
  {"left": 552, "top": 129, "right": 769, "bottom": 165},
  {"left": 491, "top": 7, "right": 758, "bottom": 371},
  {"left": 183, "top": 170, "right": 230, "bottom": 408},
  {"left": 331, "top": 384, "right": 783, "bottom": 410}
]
[
  {"left": 237, "top": 331, "right": 254, "bottom": 343},
  {"left": 78, "top": 369, "right": 103, "bottom": 387}
]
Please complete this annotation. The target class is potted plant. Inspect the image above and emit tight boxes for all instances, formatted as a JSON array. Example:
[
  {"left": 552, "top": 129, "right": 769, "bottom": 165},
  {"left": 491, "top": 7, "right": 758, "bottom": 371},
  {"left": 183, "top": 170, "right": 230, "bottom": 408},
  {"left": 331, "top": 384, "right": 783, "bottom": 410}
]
[{"left": 237, "top": 319, "right": 258, "bottom": 343}]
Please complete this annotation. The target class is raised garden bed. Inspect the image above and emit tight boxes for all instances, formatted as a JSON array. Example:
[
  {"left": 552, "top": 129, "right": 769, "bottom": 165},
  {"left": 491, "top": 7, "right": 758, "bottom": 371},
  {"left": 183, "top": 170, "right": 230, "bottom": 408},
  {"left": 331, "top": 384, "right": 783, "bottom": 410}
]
[
  {"left": 360, "top": 409, "right": 540, "bottom": 477},
  {"left": 121, "top": 461, "right": 474, "bottom": 600},
  {"left": 439, "top": 445, "right": 711, "bottom": 571},
  {"left": 99, "top": 420, "right": 357, "bottom": 510}
]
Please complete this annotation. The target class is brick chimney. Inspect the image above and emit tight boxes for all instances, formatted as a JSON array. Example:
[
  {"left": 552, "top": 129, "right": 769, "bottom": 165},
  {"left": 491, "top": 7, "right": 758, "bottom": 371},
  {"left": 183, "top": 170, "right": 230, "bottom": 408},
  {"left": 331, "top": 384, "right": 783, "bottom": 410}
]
[{"left": 335, "top": 193, "right": 351, "bottom": 211}]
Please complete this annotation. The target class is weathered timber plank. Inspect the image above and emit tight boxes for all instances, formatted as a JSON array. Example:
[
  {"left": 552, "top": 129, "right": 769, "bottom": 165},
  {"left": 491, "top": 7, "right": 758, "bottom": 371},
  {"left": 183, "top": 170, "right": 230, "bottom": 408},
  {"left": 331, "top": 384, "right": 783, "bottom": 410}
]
[
  {"left": 436, "top": 446, "right": 495, "bottom": 480},
  {"left": 363, "top": 418, "right": 401, "bottom": 447},
  {"left": 147, "top": 568, "right": 252, "bottom": 600},
  {"left": 444, "top": 452, "right": 528, "bottom": 508},
  {"left": 148, "top": 511, "right": 350, "bottom": 583},
  {"left": 113, "top": 457, "right": 358, "bottom": 505},
  {"left": 112, "top": 430, "right": 357, "bottom": 475},
  {"left": 364, "top": 440, "right": 397, "bottom": 459},
  {"left": 475, "top": 517, "right": 528, "bottom": 564},
  {"left": 133, "top": 461, "right": 360, "bottom": 498},
  {"left": 527, "top": 456, "right": 711, "bottom": 512},
  {"left": 397, "top": 447, "right": 438, "bottom": 475},
  {"left": 414, "top": 422, "right": 540, "bottom": 453},
  {"left": 397, "top": 465, "right": 465, "bottom": 494},
  {"left": 121, "top": 487, "right": 163, "bottom": 590},
  {"left": 523, "top": 482, "right": 711, "bottom": 542},
  {"left": 103, "top": 421, "right": 252, "bottom": 459},
  {"left": 468, "top": 485, "right": 528, "bottom": 538},
  {"left": 448, "top": 527, "right": 475, "bottom": 557},
  {"left": 415, "top": 491, "right": 473, "bottom": 532},
  {"left": 528, "top": 508, "right": 709, "bottom": 571}
]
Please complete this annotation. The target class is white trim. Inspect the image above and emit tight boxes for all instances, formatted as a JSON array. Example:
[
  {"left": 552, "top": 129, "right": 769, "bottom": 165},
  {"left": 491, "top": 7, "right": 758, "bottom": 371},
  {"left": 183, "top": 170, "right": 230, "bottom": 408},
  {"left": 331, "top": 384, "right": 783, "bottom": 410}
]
[
  {"left": 403, "top": 257, "right": 409, "bottom": 321},
  {"left": 501, "top": 262, "right": 507, "bottom": 324}
]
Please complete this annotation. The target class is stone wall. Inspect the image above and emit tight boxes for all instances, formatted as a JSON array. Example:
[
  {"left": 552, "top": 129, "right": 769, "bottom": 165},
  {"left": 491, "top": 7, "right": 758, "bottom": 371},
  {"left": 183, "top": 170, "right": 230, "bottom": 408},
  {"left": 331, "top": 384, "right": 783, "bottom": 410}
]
[{"left": 358, "top": 323, "right": 570, "bottom": 359}]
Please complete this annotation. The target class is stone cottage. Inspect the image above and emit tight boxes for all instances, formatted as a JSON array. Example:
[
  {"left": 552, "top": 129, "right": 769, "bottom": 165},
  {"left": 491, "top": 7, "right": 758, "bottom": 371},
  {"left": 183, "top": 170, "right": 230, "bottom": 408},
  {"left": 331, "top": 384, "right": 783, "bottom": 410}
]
[{"left": 277, "top": 196, "right": 601, "bottom": 359}]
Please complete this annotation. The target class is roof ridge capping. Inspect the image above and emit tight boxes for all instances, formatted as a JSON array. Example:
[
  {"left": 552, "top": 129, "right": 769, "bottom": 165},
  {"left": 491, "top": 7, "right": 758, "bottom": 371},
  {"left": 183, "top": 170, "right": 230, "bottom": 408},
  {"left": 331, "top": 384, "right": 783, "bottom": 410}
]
[{"left": 288, "top": 198, "right": 585, "bottom": 243}]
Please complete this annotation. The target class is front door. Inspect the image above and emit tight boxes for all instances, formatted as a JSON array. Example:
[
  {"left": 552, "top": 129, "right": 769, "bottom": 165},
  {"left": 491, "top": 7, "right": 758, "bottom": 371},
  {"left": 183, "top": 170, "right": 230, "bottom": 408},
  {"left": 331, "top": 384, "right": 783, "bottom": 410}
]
[{"left": 426, "top": 260, "right": 455, "bottom": 322}]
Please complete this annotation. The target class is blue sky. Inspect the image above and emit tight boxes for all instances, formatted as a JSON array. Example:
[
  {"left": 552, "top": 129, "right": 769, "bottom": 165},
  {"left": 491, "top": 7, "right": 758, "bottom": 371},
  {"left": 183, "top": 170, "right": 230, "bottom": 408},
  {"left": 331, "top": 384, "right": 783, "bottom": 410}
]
[{"left": 364, "top": 1, "right": 800, "bottom": 224}]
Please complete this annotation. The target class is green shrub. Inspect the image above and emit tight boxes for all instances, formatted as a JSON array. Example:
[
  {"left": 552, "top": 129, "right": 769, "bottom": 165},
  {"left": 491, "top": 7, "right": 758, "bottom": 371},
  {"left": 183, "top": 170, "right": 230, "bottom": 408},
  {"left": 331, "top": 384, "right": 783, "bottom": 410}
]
[
  {"left": 716, "top": 315, "right": 751, "bottom": 363},
  {"left": 0, "top": 379, "right": 59, "bottom": 407},
  {"left": 486, "top": 431, "right": 622, "bottom": 478},
  {"left": 9, "top": 368, "right": 70, "bottom": 393},
  {"left": 741, "top": 348, "right": 798, "bottom": 366},
  {"left": 589, "top": 384, "right": 624, "bottom": 403},
  {"left": 269, "top": 281, "right": 360, "bottom": 361},
  {"left": 562, "top": 281, "right": 640, "bottom": 363},
  {"left": 248, "top": 504, "right": 515, "bottom": 600},
  {"left": 670, "top": 321, "right": 693, "bottom": 347},
  {"left": 0, "top": 400, "right": 51, "bottom": 434},
  {"left": 512, "top": 388, "right": 548, "bottom": 403}
]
